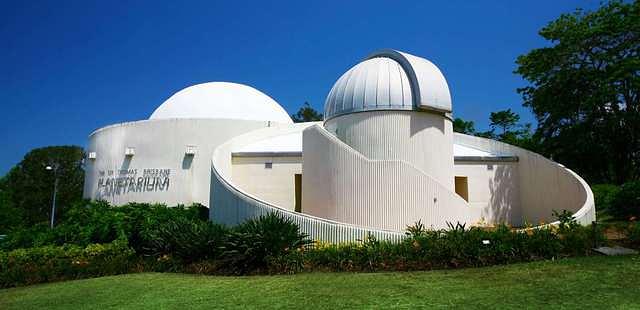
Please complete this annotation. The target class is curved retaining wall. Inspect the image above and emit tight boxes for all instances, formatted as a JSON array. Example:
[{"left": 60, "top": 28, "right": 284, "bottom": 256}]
[
  {"left": 83, "top": 118, "right": 269, "bottom": 207},
  {"left": 209, "top": 125, "right": 594, "bottom": 243},
  {"left": 303, "top": 124, "right": 476, "bottom": 231},
  {"left": 210, "top": 124, "right": 405, "bottom": 243},
  {"left": 453, "top": 133, "right": 595, "bottom": 225}
]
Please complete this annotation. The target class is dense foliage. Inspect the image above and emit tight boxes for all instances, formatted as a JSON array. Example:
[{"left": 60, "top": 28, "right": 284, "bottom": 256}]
[
  {"left": 291, "top": 102, "right": 323, "bottom": 122},
  {"left": 611, "top": 181, "right": 640, "bottom": 219},
  {"left": 0, "top": 201, "right": 208, "bottom": 251},
  {"left": 515, "top": 1, "right": 640, "bottom": 184},
  {"left": 0, "top": 146, "right": 85, "bottom": 231},
  {"left": 452, "top": 118, "right": 476, "bottom": 135},
  {"left": 0, "top": 201, "right": 618, "bottom": 288},
  {"left": 0, "top": 239, "right": 135, "bottom": 288},
  {"left": 219, "top": 213, "right": 311, "bottom": 274},
  {"left": 592, "top": 181, "right": 640, "bottom": 221},
  {"left": 592, "top": 183, "right": 622, "bottom": 214},
  {"left": 274, "top": 220, "right": 605, "bottom": 274},
  {"left": 453, "top": 109, "right": 537, "bottom": 151}
]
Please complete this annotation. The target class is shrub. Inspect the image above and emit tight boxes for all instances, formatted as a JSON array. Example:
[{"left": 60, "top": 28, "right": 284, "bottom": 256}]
[
  {"left": 0, "top": 239, "right": 136, "bottom": 288},
  {"left": 592, "top": 184, "right": 620, "bottom": 212},
  {"left": 625, "top": 222, "right": 640, "bottom": 248},
  {"left": 0, "top": 201, "right": 209, "bottom": 251},
  {"left": 142, "top": 217, "right": 228, "bottom": 263},
  {"left": 0, "top": 202, "right": 610, "bottom": 282},
  {"left": 611, "top": 181, "right": 640, "bottom": 220},
  {"left": 552, "top": 209, "right": 605, "bottom": 255},
  {"left": 294, "top": 220, "right": 602, "bottom": 274},
  {"left": 220, "top": 213, "right": 311, "bottom": 274}
]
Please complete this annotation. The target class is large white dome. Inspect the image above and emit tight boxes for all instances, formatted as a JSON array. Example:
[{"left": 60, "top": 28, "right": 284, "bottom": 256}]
[
  {"left": 149, "top": 82, "right": 293, "bottom": 124},
  {"left": 324, "top": 49, "right": 452, "bottom": 121}
]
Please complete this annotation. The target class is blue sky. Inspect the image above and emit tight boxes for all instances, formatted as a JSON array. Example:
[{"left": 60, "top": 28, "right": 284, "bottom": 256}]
[{"left": 1, "top": 0, "right": 601, "bottom": 175}]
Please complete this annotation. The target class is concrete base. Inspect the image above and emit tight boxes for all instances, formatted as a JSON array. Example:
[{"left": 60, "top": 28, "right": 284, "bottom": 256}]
[{"left": 593, "top": 246, "right": 638, "bottom": 256}]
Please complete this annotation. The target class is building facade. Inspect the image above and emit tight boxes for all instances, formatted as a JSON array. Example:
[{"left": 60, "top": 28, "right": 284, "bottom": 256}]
[{"left": 84, "top": 50, "right": 595, "bottom": 242}]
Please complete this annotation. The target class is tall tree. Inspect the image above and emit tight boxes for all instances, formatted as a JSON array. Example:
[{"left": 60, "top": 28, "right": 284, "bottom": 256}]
[
  {"left": 2, "top": 146, "right": 85, "bottom": 227},
  {"left": 489, "top": 109, "right": 520, "bottom": 135},
  {"left": 515, "top": 0, "right": 639, "bottom": 184},
  {"left": 291, "top": 102, "right": 323, "bottom": 123},
  {"left": 0, "top": 176, "right": 22, "bottom": 232},
  {"left": 453, "top": 117, "right": 476, "bottom": 134}
]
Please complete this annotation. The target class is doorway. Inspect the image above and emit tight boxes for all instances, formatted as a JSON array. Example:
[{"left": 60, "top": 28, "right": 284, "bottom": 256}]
[
  {"left": 294, "top": 174, "right": 302, "bottom": 212},
  {"left": 455, "top": 176, "right": 469, "bottom": 202}
]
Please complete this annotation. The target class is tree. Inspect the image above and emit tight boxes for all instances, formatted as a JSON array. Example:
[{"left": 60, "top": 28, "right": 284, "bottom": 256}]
[
  {"left": 0, "top": 176, "right": 22, "bottom": 232},
  {"left": 489, "top": 109, "right": 520, "bottom": 136},
  {"left": 515, "top": 0, "right": 640, "bottom": 184},
  {"left": 291, "top": 102, "right": 323, "bottom": 123},
  {"left": 2, "top": 146, "right": 85, "bottom": 228},
  {"left": 453, "top": 117, "right": 476, "bottom": 134}
]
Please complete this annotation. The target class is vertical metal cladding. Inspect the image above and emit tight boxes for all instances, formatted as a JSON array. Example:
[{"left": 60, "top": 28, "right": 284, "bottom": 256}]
[
  {"left": 210, "top": 166, "right": 405, "bottom": 243},
  {"left": 302, "top": 124, "right": 476, "bottom": 231},
  {"left": 324, "top": 57, "right": 414, "bottom": 119},
  {"left": 209, "top": 124, "right": 405, "bottom": 243},
  {"left": 324, "top": 111, "right": 455, "bottom": 190},
  {"left": 453, "top": 133, "right": 595, "bottom": 225}
]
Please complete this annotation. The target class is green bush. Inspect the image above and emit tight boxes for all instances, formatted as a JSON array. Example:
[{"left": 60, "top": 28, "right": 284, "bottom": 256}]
[
  {"left": 0, "top": 201, "right": 209, "bottom": 251},
  {"left": 0, "top": 239, "right": 136, "bottom": 288},
  {"left": 219, "top": 213, "right": 311, "bottom": 274},
  {"left": 291, "top": 220, "right": 601, "bottom": 273},
  {"left": 0, "top": 202, "right": 609, "bottom": 283},
  {"left": 142, "top": 217, "right": 228, "bottom": 263},
  {"left": 626, "top": 222, "right": 640, "bottom": 248},
  {"left": 592, "top": 184, "right": 620, "bottom": 212},
  {"left": 611, "top": 181, "right": 640, "bottom": 220}
]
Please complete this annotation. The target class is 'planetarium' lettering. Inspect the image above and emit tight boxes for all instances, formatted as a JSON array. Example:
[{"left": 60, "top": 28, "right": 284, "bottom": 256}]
[{"left": 97, "top": 168, "right": 171, "bottom": 196}]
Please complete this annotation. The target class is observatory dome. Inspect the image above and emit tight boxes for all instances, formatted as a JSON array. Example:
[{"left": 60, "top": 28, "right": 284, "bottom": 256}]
[
  {"left": 150, "top": 82, "right": 293, "bottom": 124},
  {"left": 324, "top": 49, "right": 452, "bottom": 121}
]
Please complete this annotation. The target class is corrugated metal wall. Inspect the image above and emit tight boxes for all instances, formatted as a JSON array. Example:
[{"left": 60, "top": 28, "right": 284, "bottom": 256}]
[
  {"left": 324, "top": 111, "right": 455, "bottom": 190},
  {"left": 211, "top": 166, "right": 405, "bottom": 243},
  {"left": 303, "top": 124, "right": 477, "bottom": 231},
  {"left": 209, "top": 124, "right": 405, "bottom": 243}
]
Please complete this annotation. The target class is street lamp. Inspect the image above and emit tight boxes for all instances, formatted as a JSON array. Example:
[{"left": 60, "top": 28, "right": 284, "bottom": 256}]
[{"left": 45, "top": 163, "right": 59, "bottom": 229}]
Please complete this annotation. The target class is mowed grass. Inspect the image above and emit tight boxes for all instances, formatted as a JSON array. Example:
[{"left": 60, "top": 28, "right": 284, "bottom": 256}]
[{"left": 1, "top": 255, "right": 639, "bottom": 309}]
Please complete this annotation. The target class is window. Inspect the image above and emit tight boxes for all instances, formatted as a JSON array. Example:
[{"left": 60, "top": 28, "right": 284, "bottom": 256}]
[
  {"left": 455, "top": 176, "right": 469, "bottom": 202},
  {"left": 264, "top": 162, "right": 273, "bottom": 169}
]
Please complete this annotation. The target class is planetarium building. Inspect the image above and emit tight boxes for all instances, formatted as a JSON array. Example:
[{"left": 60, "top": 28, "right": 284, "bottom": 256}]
[{"left": 84, "top": 49, "right": 595, "bottom": 242}]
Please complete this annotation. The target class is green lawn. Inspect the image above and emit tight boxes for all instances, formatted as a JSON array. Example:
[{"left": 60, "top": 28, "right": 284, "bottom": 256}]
[{"left": 1, "top": 255, "right": 639, "bottom": 309}]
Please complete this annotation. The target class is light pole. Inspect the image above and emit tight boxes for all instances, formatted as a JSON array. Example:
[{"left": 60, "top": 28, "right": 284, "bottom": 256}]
[{"left": 45, "top": 163, "right": 59, "bottom": 229}]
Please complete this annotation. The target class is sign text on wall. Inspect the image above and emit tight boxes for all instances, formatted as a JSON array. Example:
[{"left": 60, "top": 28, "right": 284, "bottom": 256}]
[{"left": 97, "top": 168, "right": 171, "bottom": 196}]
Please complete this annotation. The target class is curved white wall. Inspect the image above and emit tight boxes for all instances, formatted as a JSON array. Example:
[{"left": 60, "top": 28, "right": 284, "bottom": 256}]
[
  {"left": 83, "top": 118, "right": 269, "bottom": 206},
  {"left": 231, "top": 156, "right": 301, "bottom": 211},
  {"left": 453, "top": 133, "right": 595, "bottom": 225},
  {"left": 324, "top": 110, "right": 454, "bottom": 190},
  {"left": 454, "top": 161, "right": 522, "bottom": 224},
  {"left": 209, "top": 124, "right": 406, "bottom": 243},
  {"left": 303, "top": 124, "right": 475, "bottom": 230}
]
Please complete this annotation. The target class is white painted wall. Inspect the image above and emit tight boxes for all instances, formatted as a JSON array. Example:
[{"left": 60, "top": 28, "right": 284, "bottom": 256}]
[
  {"left": 454, "top": 133, "right": 595, "bottom": 225},
  {"left": 210, "top": 123, "right": 406, "bottom": 243},
  {"left": 231, "top": 156, "right": 302, "bottom": 211},
  {"left": 324, "top": 110, "right": 455, "bottom": 190},
  {"left": 83, "top": 118, "right": 269, "bottom": 206},
  {"left": 454, "top": 162, "right": 522, "bottom": 225},
  {"left": 303, "top": 124, "right": 476, "bottom": 230}
]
